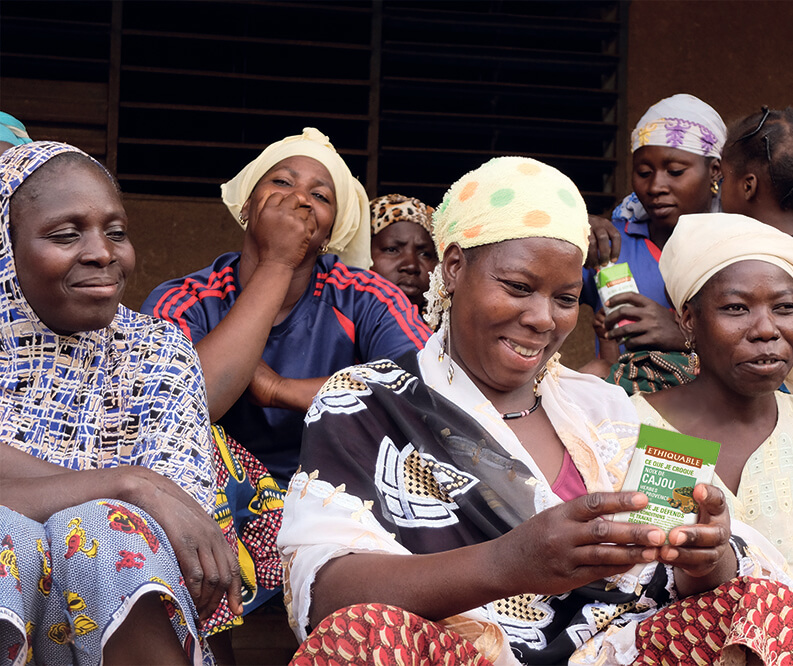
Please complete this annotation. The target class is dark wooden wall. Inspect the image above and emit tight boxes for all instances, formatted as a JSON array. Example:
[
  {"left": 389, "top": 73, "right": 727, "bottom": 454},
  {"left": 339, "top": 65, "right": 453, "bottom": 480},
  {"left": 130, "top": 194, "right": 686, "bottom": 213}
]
[{"left": 3, "top": 0, "right": 793, "bottom": 368}]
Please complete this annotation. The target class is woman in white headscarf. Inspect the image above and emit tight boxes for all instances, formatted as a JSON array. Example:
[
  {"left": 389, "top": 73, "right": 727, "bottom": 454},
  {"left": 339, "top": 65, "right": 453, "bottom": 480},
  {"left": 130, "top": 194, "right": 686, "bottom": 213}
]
[
  {"left": 581, "top": 94, "right": 727, "bottom": 387},
  {"left": 279, "top": 157, "right": 791, "bottom": 666},
  {"left": 141, "top": 129, "right": 432, "bottom": 647},
  {"left": 632, "top": 212, "right": 793, "bottom": 570},
  {"left": 143, "top": 128, "right": 431, "bottom": 490}
]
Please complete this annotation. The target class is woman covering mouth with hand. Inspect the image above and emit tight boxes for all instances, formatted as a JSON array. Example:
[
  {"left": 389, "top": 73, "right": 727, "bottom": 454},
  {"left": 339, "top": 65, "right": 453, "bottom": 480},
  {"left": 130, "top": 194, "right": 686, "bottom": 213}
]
[{"left": 632, "top": 212, "right": 793, "bottom": 570}]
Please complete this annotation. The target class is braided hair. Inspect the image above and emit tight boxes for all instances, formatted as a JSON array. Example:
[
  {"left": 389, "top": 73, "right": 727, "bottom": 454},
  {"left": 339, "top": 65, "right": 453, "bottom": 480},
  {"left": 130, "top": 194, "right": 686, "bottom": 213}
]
[{"left": 723, "top": 107, "right": 793, "bottom": 210}]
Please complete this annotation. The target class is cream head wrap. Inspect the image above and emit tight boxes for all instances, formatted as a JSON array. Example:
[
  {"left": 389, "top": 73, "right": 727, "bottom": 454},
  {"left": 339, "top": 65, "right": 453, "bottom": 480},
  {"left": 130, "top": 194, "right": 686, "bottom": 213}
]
[
  {"left": 221, "top": 127, "right": 371, "bottom": 268},
  {"left": 631, "top": 93, "right": 726, "bottom": 158},
  {"left": 660, "top": 212, "right": 793, "bottom": 314},
  {"left": 424, "top": 156, "right": 590, "bottom": 328}
]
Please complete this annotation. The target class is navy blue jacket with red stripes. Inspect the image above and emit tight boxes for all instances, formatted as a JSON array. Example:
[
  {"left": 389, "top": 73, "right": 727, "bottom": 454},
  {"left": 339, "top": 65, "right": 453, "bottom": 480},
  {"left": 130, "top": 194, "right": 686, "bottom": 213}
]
[{"left": 142, "top": 252, "right": 432, "bottom": 487}]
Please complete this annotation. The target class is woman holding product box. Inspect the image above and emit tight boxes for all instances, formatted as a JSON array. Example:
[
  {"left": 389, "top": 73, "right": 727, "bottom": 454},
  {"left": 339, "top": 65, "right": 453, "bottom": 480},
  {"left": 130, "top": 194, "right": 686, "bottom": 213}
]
[
  {"left": 633, "top": 212, "right": 793, "bottom": 570},
  {"left": 279, "top": 157, "right": 792, "bottom": 666},
  {"left": 581, "top": 94, "right": 725, "bottom": 383}
]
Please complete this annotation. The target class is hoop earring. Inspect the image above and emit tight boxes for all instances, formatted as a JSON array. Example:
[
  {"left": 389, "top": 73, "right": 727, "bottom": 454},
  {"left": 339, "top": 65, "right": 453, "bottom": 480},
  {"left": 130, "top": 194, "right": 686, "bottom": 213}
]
[
  {"left": 685, "top": 339, "right": 700, "bottom": 374},
  {"left": 238, "top": 212, "right": 248, "bottom": 225},
  {"left": 710, "top": 180, "right": 720, "bottom": 195}
]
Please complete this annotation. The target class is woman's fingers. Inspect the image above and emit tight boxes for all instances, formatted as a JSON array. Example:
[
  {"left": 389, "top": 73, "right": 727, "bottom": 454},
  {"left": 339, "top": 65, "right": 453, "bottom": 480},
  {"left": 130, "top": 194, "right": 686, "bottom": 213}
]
[
  {"left": 570, "top": 491, "right": 647, "bottom": 521},
  {"left": 565, "top": 492, "right": 665, "bottom": 547},
  {"left": 577, "top": 543, "right": 659, "bottom": 566},
  {"left": 173, "top": 536, "right": 207, "bottom": 612},
  {"left": 693, "top": 484, "right": 729, "bottom": 523},
  {"left": 194, "top": 541, "right": 221, "bottom": 619},
  {"left": 142, "top": 475, "right": 242, "bottom": 620},
  {"left": 224, "top": 548, "right": 244, "bottom": 616},
  {"left": 667, "top": 485, "right": 730, "bottom": 546},
  {"left": 585, "top": 215, "right": 621, "bottom": 268}
]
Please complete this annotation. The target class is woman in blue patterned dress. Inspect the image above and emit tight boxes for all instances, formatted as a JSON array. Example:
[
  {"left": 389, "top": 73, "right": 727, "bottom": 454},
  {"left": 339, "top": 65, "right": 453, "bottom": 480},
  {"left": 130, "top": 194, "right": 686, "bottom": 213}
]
[{"left": 0, "top": 141, "right": 241, "bottom": 665}]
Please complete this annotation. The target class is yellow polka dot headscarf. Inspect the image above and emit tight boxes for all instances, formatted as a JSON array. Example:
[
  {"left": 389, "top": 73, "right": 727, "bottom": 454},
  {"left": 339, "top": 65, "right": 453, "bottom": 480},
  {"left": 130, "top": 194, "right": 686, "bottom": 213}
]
[
  {"left": 425, "top": 156, "right": 590, "bottom": 328},
  {"left": 432, "top": 156, "right": 589, "bottom": 258}
]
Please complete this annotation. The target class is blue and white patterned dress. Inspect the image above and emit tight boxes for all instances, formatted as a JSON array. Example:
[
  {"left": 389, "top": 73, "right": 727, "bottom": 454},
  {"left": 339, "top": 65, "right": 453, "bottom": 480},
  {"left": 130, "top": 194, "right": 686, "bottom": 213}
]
[{"left": 0, "top": 141, "right": 216, "bottom": 665}]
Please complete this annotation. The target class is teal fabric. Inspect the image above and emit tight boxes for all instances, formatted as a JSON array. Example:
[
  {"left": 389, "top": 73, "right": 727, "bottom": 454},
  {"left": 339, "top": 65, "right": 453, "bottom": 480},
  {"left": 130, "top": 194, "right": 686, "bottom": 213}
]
[{"left": 0, "top": 112, "right": 32, "bottom": 146}]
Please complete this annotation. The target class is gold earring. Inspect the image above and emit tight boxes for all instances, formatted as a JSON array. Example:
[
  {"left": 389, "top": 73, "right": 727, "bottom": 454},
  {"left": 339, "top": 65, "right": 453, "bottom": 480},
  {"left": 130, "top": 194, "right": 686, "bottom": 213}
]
[
  {"left": 685, "top": 339, "right": 700, "bottom": 373},
  {"left": 710, "top": 180, "right": 720, "bottom": 195},
  {"left": 239, "top": 211, "right": 247, "bottom": 225}
]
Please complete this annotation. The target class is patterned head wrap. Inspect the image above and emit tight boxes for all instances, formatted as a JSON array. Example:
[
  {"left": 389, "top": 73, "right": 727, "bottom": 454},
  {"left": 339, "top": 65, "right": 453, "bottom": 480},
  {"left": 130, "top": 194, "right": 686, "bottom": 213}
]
[
  {"left": 425, "top": 156, "right": 590, "bottom": 328},
  {"left": 0, "top": 141, "right": 114, "bottom": 331},
  {"left": 370, "top": 193, "right": 433, "bottom": 236},
  {"left": 0, "top": 141, "right": 214, "bottom": 508},
  {"left": 0, "top": 112, "right": 32, "bottom": 147},
  {"left": 221, "top": 127, "right": 371, "bottom": 268},
  {"left": 660, "top": 212, "right": 793, "bottom": 314},
  {"left": 631, "top": 94, "right": 726, "bottom": 158}
]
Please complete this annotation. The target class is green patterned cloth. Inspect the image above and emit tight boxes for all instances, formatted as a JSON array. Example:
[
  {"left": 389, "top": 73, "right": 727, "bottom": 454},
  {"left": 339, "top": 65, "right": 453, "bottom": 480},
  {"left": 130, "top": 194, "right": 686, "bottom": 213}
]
[{"left": 606, "top": 350, "right": 695, "bottom": 395}]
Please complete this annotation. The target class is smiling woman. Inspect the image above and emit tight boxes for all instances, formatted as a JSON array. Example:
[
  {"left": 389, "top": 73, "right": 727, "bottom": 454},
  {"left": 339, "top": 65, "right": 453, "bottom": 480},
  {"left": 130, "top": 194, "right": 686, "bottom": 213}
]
[
  {"left": 633, "top": 212, "right": 793, "bottom": 569},
  {"left": 0, "top": 142, "right": 241, "bottom": 665},
  {"left": 278, "top": 157, "right": 793, "bottom": 665},
  {"left": 9, "top": 152, "right": 135, "bottom": 334}
]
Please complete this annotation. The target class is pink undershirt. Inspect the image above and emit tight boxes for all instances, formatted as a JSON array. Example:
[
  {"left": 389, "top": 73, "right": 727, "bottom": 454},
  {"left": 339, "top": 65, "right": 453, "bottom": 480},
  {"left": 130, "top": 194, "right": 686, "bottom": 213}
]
[{"left": 550, "top": 449, "right": 588, "bottom": 501}]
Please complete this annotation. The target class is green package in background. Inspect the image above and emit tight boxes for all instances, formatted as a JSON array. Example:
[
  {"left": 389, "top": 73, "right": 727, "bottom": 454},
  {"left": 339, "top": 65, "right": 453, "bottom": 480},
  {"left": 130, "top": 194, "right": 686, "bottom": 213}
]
[{"left": 615, "top": 424, "right": 720, "bottom": 533}]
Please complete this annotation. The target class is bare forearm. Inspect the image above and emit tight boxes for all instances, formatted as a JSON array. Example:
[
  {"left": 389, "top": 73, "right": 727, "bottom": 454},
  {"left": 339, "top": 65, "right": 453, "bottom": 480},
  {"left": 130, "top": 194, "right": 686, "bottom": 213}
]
[
  {"left": 308, "top": 492, "right": 670, "bottom": 627},
  {"left": 0, "top": 443, "right": 77, "bottom": 479},
  {"left": 0, "top": 467, "right": 147, "bottom": 523},
  {"left": 248, "top": 369, "right": 328, "bottom": 412},
  {"left": 196, "top": 263, "right": 294, "bottom": 421},
  {"left": 309, "top": 544, "right": 506, "bottom": 627}
]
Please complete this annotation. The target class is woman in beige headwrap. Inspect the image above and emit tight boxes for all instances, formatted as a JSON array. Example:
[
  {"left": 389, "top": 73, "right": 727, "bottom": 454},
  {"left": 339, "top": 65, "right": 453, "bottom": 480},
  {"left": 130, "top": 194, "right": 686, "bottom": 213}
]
[
  {"left": 279, "top": 157, "right": 791, "bottom": 665},
  {"left": 141, "top": 129, "right": 431, "bottom": 651},
  {"left": 143, "top": 128, "right": 431, "bottom": 486},
  {"left": 632, "top": 212, "right": 793, "bottom": 571}
]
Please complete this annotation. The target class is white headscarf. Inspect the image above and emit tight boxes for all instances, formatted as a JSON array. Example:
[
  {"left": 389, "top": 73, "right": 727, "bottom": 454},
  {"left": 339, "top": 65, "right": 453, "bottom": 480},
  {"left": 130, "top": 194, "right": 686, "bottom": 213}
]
[
  {"left": 221, "top": 127, "right": 371, "bottom": 268},
  {"left": 631, "top": 94, "right": 726, "bottom": 158},
  {"left": 660, "top": 212, "right": 793, "bottom": 313}
]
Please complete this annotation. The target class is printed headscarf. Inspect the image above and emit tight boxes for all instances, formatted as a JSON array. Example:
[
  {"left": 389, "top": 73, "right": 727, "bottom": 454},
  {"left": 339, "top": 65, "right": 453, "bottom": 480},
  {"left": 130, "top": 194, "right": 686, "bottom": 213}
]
[
  {"left": 0, "top": 141, "right": 214, "bottom": 509},
  {"left": 425, "top": 156, "right": 590, "bottom": 328},
  {"left": 221, "top": 127, "right": 371, "bottom": 268},
  {"left": 660, "top": 212, "right": 793, "bottom": 314},
  {"left": 370, "top": 193, "right": 433, "bottom": 236},
  {"left": 631, "top": 93, "right": 726, "bottom": 158},
  {"left": 0, "top": 112, "right": 32, "bottom": 147}
]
